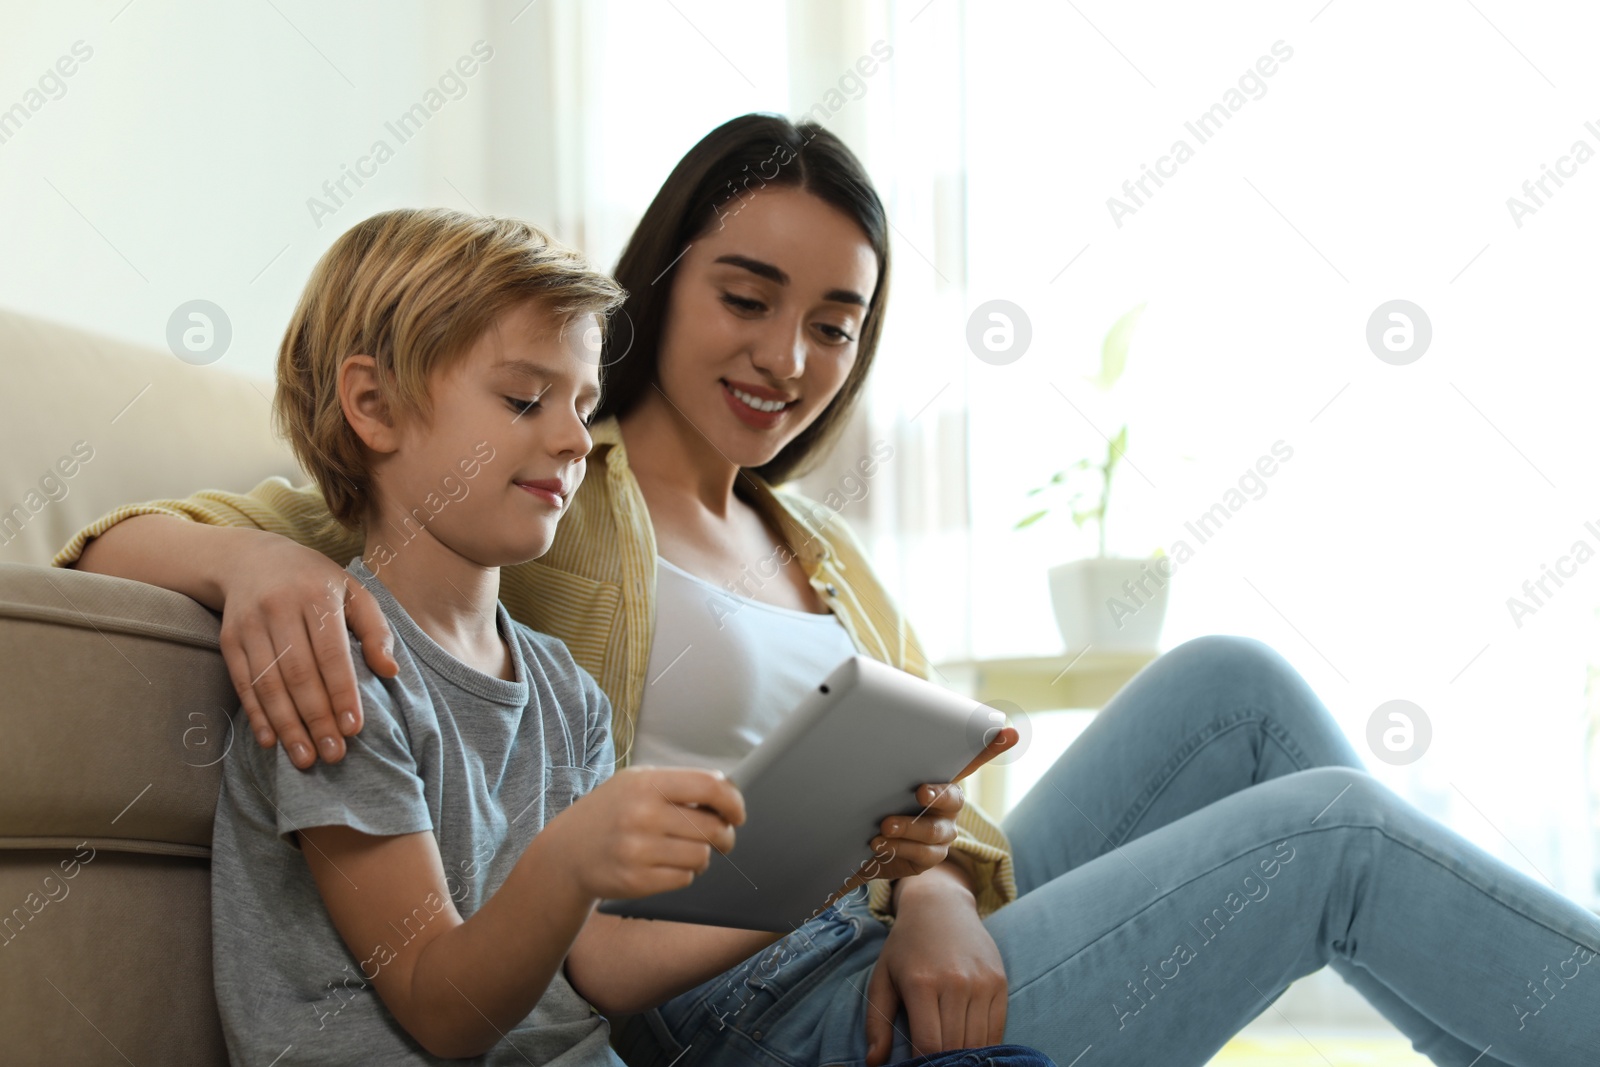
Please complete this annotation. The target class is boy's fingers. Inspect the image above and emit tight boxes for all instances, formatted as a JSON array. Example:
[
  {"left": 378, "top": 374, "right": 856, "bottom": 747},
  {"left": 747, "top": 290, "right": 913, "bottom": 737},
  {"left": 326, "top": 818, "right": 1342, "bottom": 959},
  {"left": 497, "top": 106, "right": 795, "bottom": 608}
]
[
  {"left": 663, "top": 804, "right": 737, "bottom": 854},
  {"left": 649, "top": 838, "right": 714, "bottom": 874},
  {"left": 648, "top": 768, "right": 747, "bottom": 827},
  {"left": 715, "top": 779, "right": 747, "bottom": 827},
  {"left": 954, "top": 725, "right": 1019, "bottom": 781}
]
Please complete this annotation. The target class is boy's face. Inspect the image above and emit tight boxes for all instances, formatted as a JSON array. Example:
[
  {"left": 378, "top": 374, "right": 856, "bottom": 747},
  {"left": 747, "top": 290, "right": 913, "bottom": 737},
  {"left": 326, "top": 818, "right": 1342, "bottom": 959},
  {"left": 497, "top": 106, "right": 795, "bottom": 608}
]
[{"left": 373, "top": 301, "right": 601, "bottom": 567}]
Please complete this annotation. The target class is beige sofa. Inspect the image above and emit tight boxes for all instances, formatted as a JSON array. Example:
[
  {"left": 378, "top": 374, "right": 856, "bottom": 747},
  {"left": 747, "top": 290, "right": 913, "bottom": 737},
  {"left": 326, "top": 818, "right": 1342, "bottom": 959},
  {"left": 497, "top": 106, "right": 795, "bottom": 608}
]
[{"left": 0, "top": 306, "right": 307, "bottom": 1064}]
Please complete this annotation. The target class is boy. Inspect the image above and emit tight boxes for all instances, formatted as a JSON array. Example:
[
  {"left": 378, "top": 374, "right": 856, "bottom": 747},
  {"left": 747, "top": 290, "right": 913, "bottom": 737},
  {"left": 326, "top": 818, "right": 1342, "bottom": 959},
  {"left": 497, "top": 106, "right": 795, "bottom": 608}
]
[{"left": 210, "top": 208, "right": 764, "bottom": 1064}]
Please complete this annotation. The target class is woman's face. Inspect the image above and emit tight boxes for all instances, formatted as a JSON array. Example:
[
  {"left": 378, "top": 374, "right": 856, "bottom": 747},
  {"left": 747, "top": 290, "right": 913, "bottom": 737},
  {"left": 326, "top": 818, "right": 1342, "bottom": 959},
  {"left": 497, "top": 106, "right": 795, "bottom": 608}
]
[{"left": 651, "top": 185, "right": 879, "bottom": 470}]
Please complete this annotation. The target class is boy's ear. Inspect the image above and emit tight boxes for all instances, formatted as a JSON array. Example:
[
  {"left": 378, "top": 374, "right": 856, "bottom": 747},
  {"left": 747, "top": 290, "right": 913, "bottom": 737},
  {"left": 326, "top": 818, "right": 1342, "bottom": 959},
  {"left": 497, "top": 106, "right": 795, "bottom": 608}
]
[{"left": 339, "top": 354, "right": 401, "bottom": 454}]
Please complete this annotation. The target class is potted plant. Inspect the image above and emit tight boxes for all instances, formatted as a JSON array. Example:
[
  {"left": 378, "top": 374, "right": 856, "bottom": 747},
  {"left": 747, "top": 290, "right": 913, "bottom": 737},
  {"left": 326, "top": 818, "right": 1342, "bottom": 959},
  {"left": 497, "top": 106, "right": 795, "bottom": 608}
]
[{"left": 1015, "top": 302, "right": 1170, "bottom": 654}]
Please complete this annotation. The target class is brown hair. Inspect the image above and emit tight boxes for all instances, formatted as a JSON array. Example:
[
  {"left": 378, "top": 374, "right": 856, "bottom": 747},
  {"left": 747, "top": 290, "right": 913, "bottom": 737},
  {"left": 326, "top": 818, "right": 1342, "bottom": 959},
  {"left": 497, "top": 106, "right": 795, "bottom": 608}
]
[
  {"left": 599, "top": 114, "right": 891, "bottom": 485},
  {"left": 273, "top": 207, "right": 625, "bottom": 532}
]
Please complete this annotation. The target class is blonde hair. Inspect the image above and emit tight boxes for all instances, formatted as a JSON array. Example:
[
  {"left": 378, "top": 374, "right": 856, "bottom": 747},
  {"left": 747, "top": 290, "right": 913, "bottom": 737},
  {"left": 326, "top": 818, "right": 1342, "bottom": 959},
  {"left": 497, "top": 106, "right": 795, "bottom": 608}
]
[{"left": 273, "top": 208, "right": 625, "bottom": 532}]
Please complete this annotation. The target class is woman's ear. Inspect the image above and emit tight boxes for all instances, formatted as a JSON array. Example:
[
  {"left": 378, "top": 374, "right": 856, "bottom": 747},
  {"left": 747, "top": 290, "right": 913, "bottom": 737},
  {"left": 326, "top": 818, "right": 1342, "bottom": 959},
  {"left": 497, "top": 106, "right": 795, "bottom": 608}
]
[{"left": 338, "top": 354, "right": 401, "bottom": 454}]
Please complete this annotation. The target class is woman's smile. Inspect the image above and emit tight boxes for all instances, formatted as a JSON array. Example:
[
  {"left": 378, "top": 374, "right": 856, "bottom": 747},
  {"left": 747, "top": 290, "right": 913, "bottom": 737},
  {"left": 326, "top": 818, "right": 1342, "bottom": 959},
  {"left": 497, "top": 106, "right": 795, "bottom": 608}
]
[{"left": 721, "top": 378, "right": 798, "bottom": 429}]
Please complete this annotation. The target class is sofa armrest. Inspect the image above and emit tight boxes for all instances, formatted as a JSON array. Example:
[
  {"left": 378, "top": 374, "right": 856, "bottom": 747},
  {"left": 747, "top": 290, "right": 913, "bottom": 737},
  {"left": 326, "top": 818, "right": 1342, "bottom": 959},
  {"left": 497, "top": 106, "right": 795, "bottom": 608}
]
[
  {"left": 0, "top": 561, "right": 235, "bottom": 855},
  {"left": 0, "top": 561, "right": 235, "bottom": 1064}
]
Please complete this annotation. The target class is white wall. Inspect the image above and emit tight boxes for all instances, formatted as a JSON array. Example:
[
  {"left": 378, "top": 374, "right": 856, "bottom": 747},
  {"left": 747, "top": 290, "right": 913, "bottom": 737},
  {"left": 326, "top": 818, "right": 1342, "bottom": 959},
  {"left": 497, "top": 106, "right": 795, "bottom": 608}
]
[{"left": 0, "top": 0, "right": 594, "bottom": 380}]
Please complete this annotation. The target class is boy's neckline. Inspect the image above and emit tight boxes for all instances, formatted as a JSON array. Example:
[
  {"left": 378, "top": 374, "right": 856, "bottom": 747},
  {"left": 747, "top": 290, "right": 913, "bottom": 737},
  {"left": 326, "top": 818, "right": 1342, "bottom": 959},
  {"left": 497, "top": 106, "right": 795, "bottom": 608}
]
[{"left": 346, "top": 557, "right": 529, "bottom": 707}]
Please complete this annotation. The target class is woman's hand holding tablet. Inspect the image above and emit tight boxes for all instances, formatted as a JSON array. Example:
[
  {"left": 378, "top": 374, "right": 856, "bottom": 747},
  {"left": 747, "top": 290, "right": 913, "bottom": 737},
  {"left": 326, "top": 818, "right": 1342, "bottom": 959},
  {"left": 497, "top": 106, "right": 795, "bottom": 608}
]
[
  {"left": 827, "top": 737, "right": 1017, "bottom": 906},
  {"left": 599, "top": 657, "right": 1022, "bottom": 931}
]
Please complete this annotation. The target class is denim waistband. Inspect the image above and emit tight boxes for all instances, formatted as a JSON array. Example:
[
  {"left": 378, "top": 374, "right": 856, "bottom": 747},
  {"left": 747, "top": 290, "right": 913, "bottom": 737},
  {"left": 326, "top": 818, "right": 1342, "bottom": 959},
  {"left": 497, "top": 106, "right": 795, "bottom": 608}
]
[
  {"left": 614, "top": 890, "right": 875, "bottom": 1067},
  {"left": 685, "top": 895, "right": 868, "bottom": 1040}
]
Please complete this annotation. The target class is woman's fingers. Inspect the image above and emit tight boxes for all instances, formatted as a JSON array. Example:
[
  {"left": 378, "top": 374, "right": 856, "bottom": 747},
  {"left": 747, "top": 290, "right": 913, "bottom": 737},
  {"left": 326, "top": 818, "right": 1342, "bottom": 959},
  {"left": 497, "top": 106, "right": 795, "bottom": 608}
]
[
  {"left": 879, "top": 813, "right": 958, "bottom": 849},
  {"left": 861, "top": 783, "right": 965, "bottom": 876},
  {"left": 987, "top": 987, "right": 1008, "bottom": 1047},
  {"left": 220, "top": 630, "right": 275, "bottom": 748},
  {"left": 872, "top": 841, "right": 945, "bottom": 879},
  {"left": 239, "top": 627, "right": 319, "bottom": 769},
  {"left": 869, "top": 792, "right": 959, "bottom": 876},
  {"left": 953, "top": 725, "right": 1020, "bottom": 781},
  {"left": 962, "top": 987, "right": 993, "bottom": 1049},
  {"left": 902, "top": 972, "right": 944, "bottom": 1059},
  {"left": 266, "top": 605, "right": 345, "bottom": 765},
  {"left": 307, "top": 579, "right": 382, "bottom": 741},
  {"left": 213, "top": 540, "right": 398, "bottom": 767},
  {"left": 939, "top": 986, "right": 967, "bottom": 1052},
  {"left": 917, "top": 782, "right": 964, "bottom": 817},
  {"left": 862, "top": 957, "right": 901, "bottom": 1067},
  {"left": 343, "top": 580, "right": 398, "bottom": 682},
  {"left": 259, "top": 578, "right": 394, "bottom": 765}
]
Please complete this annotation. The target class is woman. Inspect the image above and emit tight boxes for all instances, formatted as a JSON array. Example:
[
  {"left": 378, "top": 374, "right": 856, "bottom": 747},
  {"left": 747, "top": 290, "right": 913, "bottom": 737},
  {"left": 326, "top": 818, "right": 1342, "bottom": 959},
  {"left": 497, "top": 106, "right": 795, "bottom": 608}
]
[{"left": 62, "top": 115, "right": 1600, "bottom": 1066}]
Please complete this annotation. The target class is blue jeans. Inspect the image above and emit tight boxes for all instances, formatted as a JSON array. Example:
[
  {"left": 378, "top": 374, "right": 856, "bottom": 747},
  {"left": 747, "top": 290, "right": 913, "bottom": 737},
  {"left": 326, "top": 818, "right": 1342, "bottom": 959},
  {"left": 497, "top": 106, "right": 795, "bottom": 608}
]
[
  {"left": 885, "top": 1046, "right": 1054, "bottom": 1067},
  {"left": 612, "top": 636, "right": 1600, "bottom": 1067}
]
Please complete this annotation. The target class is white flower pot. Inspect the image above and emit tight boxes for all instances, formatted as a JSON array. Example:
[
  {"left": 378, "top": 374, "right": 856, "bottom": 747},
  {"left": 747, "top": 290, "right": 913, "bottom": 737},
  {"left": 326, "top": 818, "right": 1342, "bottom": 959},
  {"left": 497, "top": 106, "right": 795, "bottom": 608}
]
[{"left": 1048, "top": 556, "right": 1170, "bottom": 654}]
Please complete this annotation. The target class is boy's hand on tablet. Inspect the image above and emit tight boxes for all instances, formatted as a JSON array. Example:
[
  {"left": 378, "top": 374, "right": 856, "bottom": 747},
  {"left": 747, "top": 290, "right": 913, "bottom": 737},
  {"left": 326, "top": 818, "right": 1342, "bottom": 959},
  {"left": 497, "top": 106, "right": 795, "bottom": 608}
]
[{"left": 546, "top": 767, "right": 746, "bottom": 901}]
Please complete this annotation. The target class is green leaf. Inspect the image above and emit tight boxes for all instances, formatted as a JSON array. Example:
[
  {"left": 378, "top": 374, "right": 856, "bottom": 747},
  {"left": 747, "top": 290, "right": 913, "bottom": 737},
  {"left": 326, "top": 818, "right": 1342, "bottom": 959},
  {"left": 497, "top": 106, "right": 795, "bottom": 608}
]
[
  {"left": 1103, "top": 425, "right": 1127, "bottom": 480},
  {"left": 1014, "top": 509, "right": 1050, "bottom": 530},
  {"left": 1090, "top": 302, "right": 1147, "bottom": 389}
]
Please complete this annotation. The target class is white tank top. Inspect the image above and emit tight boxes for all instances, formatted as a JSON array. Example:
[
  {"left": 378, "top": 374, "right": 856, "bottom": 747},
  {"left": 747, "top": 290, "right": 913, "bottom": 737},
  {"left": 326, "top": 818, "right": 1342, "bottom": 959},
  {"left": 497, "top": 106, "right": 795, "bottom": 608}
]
[{"left": 628, "top": 555, "right": 859, "bottom": 774}]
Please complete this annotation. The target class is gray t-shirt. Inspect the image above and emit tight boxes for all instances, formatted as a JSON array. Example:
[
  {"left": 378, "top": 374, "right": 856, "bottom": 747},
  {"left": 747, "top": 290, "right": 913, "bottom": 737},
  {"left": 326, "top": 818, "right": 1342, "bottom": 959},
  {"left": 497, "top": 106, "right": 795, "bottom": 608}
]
[{"left": 211, "top": 556, "right": 621, "bottom": 1066}]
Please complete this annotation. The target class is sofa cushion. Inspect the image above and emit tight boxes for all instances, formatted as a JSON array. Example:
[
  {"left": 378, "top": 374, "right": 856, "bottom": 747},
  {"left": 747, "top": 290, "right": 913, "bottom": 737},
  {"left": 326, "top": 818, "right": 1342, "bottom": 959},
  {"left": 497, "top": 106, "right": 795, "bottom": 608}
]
[
  {"left": 0, "top": 850, "right": 227, "bottom": 1065},
  {"left": 0, "top": 562, "right": 237, "bottom": 1064},
  {"left": 0, "top": 563, "right": 234, "bottom": 853},
  {"left": 0, "top": 305, "right": 304, "bottom": 569}
]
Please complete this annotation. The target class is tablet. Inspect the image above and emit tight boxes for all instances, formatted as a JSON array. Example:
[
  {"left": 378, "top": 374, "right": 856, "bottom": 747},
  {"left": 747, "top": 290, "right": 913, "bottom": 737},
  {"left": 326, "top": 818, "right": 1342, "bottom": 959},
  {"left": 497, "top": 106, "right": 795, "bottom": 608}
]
[{"left": 597, "top": 655, "right": 997, "bottom": 932}]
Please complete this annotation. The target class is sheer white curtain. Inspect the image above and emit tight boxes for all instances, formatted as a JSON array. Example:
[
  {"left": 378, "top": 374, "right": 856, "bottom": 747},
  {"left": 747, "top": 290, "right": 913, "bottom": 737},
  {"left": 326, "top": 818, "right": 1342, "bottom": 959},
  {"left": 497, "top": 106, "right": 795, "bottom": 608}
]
[
  {"left": 947, "top": 1, "right": 1600, "bottom": 904},
  {"left": 783, "top": 0, "right": 980, "bottom": 668}
]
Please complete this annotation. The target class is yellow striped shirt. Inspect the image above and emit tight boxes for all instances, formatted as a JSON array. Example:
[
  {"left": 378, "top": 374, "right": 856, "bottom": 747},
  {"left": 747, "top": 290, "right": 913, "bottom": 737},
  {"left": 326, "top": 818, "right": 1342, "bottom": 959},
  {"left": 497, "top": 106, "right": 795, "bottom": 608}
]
[{"left": 53, "top": 416, "right": 1018, "bottom": 922}]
